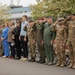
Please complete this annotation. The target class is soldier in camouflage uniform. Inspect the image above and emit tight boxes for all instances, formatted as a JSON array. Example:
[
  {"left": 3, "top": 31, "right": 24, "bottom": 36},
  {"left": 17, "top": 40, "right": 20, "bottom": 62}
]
[
  {"left": 36, "top": 18, "right": 45, "bottom": 63},
  {"left": 54, "top": 18, "right": 68, "bottom": 67},
  {"left": 24, "top": 20, "right": 36, "bottom": 62},
  {"left": 67, "top": 14, "right": 75, "bottom": 69},
  {"left": 44, "top": 17, "right": 56, "bottom": 65},
  {"left": 0, "top": 25, "right": 3, "bottom": 56}
]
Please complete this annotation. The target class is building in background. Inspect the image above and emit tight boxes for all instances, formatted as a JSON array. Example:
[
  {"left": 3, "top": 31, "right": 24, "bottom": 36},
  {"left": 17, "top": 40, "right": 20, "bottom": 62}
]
[
  {"left": 10, "top": 0, "right": 13, "bottom": 6},
  {"left": 7, "top": 0, "right": 32, "bottom": 22}
]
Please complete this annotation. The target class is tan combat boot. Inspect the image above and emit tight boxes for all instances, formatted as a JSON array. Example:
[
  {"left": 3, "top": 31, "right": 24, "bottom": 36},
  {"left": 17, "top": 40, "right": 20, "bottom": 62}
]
[
  {"left": 67, "top": 63, "right": 73, "bottom": 68},
  {"left": 56, "top": 61, "right": 61, "bottom": 66},
  {"left": 60, "top": 61, "right": 65, "bottom": 67},
  {"left": 72, "top": 65, "right": 75, "bottom": 69},
  {"left": 72, "top": 62, "right": 75, "bottom": 69},
  {"left": 60, "top": 63, "right": 65, "bottom": 67}
]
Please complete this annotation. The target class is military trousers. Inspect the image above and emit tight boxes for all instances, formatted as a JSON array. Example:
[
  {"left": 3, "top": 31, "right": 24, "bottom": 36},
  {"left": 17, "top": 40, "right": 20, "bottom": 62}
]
[
  {"left": 44, "top": 44, "right": 54, "bottom": 63},
  {"left": 68, "top": 40, "right": 75, "bottom": 65},
  {"left": 56, "top": 41, "right": 66, "bottom": 65},
  {"left": 37, "top": 41, "right": 45, "bottom": 61},
  {"left": 29, "top": 39, "right": 36, "bottom": 58},
  {"left": 0, "top": 41, "right": 3, "bottom": 56}
]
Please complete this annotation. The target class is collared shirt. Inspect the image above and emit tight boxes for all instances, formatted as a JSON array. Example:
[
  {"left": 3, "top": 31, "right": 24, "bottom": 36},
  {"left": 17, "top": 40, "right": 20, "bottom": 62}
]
[{"left": 20, "top": 21, "right": 28, "bottom": 36}]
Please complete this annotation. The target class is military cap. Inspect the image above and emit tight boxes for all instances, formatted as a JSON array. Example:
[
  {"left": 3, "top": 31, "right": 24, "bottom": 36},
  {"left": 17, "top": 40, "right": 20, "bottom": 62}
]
[
  {"left": 57, "top": 18, "right": 64, "bottom": 22},
  {"left": 72, "top": 13, "right": 75, "bottom": 16}
]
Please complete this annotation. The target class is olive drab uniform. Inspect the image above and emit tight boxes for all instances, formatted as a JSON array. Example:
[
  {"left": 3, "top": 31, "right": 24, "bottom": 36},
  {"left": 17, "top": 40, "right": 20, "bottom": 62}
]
[
  {"left": 55, "top": 24, "right": 68, "bottom": 66},
  {"left": 67, "top": 21, "right": 75, "bottom": 69},
  {"left": 24, "top": 25, "right": 36, "bottom": 61},
  {"left": 36, "top": 23, "right": 45, "bottom": 63},
  {"left": 0, "top": 28, "right": 3, "bottom": 56},
  {"left": 44, "top": 23, "right": 55, "bottom": 64}
]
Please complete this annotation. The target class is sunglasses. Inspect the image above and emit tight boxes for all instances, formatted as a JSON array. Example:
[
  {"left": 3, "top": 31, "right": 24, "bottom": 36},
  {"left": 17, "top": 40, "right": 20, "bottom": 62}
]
[{"left": 16, "top": 22, "right": 20, "bottom": 23}]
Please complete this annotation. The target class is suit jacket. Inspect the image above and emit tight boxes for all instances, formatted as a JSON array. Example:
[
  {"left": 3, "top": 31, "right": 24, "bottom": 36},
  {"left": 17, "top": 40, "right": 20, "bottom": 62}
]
[
  {"left": 7, "top": 26, "right": 15, "bottom": 42},
  {"left": 12, "top": 26, "right": 21, "bottom": 41}
]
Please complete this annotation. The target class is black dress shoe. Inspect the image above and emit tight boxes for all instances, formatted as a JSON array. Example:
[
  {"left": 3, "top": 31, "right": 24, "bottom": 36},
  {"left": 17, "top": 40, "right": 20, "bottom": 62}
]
[
  {"left": 14, "top": 57, "right": 20, "bottom": 60},
  {"left": 36, "top": 60, "right": 41, "bottom": 63},
  {"left": 44, "top": 63, "right": 48, "bottom": 65},
  {"left": 28, "top": 59, "right": 32, "bottom": 62},
  {"left": 40, "top": 61, "right": 45, "bottom": 64}
]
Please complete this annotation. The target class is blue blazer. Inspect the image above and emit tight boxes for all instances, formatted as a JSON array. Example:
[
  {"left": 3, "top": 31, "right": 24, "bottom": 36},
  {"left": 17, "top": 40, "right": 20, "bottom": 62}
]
[{"left": 2, "top": 27, "right": 10, "bottom": 40}]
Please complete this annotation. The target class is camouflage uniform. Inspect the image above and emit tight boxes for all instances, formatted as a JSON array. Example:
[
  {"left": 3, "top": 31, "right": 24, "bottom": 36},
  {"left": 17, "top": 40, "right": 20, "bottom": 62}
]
[
  {"left": 36, "top": 22, "right": 45, "bottom": 63},
  {"left": 55, "top": 24, "right": 68, "bottom": 66},
  {"left": 24, "top": 25, "right": 36, "bottom": 61},
  {"left": 0, "top": 28, "right": 3, "bottom": 56},
  {"left": 67, "top": 21, "right": 75, "bottom": 68}
]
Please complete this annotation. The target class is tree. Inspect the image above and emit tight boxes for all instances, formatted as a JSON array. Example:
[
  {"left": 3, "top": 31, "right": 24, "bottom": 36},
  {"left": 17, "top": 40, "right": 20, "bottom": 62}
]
[
  {"left": 0, "top": 4, "right": 10, "bottom": 25},
  {"left": 48, "top": 0, "right": 75, "bottom": 16},
  {"left": 30, "top": 0, "right": 75, "bottom": 20}
]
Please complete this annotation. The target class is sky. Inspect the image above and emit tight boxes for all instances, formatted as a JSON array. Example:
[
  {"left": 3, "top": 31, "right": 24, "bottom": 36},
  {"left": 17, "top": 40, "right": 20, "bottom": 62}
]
[{"left": 0, "top": 0, "right": 37, "bottom": 7}]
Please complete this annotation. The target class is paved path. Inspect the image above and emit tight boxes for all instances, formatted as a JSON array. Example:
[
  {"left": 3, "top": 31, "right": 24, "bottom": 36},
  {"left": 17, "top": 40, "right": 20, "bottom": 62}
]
[{"left": 0, "top": 57, "right": 75, "bottom": 75}]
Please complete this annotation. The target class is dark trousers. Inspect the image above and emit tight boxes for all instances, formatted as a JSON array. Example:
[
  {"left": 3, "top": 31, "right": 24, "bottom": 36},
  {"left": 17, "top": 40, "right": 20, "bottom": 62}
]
[
  {"left": 9, "top": 42, "right": 15, "bottom": 58},
  {"left": 20, "top": 36, "right": 28, "bottom": 58},
  {"left": 14, "top": 38, "right": 21, "bottom": 59}
]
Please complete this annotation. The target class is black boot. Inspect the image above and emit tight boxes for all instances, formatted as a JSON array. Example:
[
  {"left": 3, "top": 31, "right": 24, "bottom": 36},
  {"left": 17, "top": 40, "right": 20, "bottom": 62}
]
[
  {"left": 29, "top": 58, "right": 35, "bottom": 62},
  {"left": 28, "top": 58, "right": 33, "bottom": 62},
  {"left": 30, "top": 58, "right": 35, "bottom": 62},
  {"left": 36, "top": 57, "right": 42, "bottom": 63},
  {"left": 14, "top": 57, "right": 20, "bottom": 60},
  {"left": 40, "top": 58, "right": 45, "bottom": 64}
]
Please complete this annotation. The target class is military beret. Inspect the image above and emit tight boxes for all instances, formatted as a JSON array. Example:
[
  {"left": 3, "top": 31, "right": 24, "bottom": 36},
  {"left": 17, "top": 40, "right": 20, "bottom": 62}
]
[{"left": 38, "top": 18, "right": 44, "bottom": 20}]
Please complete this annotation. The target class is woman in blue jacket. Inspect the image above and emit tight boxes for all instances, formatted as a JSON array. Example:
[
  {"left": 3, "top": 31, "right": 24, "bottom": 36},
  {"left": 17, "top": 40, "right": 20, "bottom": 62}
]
[{"left": 1, "top": 23, "right": 10, "bottom": 57}]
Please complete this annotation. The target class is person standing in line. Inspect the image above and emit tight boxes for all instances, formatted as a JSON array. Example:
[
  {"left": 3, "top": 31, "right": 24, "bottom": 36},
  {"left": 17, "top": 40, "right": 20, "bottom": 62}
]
[
  {"left": 54, "top": 18, "right": 68, "bottom": 67},
  {"left": 8, "top": 21, "right": 15, "bottom": 59},
  {"left": 36, "top": 18, "right": 46, "bottom": 64},
  {"left": 20, "top": 15, "right": 28, "bottom": 61},
  {"left": 1, "top": 23, "right": 10, "bottom": 58},
  {"left": 67, "top": 14, "right": 75, "bottom": 69},
  {"left": 12, "top": 21, "right": 21, "bottom": 60},
  {"left": 44, "top": 17, "right": 56, "bottom": 65},
  {"left": 24, "top": 20, "right": 36, "bottom": 62},
  {"left": 0, "top": 24, "right": 3, "bottom": 56}
]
